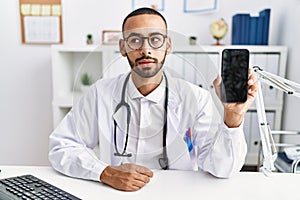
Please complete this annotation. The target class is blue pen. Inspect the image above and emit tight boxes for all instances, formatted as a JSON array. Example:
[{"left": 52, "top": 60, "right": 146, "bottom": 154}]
[{"left": 185, "top": 128, "right": 193, "bottom": 152}]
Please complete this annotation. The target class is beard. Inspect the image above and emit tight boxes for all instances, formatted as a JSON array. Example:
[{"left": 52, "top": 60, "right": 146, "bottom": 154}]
[{"left": 126, "top": 51, "right": 167, "bottom": 78}]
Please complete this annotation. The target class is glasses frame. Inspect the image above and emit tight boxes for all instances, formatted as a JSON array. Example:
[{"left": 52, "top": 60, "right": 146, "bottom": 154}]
[{"left": 124, "top": 32, "right": 168, "bottom": 50}]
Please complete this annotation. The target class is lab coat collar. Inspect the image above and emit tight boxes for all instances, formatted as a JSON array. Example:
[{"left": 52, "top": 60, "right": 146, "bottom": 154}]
[
  {"left": 112, "top": 72, "right": 182, "bottom": 108},
  {"left": 128, "top": 74, "right": 166, "bottom": 104}
]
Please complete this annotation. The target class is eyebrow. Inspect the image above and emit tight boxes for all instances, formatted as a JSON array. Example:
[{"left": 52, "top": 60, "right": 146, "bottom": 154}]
[
  {"left": 149, "top": 32, "right": 166, "bottom": 36},
  {"left": 126, "top": 32, "right": 143, "bottom": 38}
]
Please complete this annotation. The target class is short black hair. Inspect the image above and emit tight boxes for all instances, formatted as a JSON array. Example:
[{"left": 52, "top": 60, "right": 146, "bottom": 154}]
[{"left": 122, "top": 7, "right": 167, "bottom": 32}]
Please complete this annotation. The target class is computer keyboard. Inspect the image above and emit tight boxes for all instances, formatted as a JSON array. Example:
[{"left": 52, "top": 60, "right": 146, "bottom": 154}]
[{"left": 0, "top": 174, "right": 81, "bottom": 200}]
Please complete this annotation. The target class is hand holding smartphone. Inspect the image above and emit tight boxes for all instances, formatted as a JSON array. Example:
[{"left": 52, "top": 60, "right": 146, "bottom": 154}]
[{"left": 221, "top": 49, "right": 249, "bottom": 103}]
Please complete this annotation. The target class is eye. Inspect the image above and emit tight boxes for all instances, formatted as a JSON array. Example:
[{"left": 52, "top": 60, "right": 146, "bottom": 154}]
[
  {"left": 129, "top": 36, "right": 141, "bottom": 44},
  {"left": 150, "top": 36, "right": 162, "bottom": 43}
]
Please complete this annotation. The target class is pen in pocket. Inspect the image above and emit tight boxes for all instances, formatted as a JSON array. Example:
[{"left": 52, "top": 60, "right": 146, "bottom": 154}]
[{"left": 185, "top": 128, "right": 193, "bottom": 152}]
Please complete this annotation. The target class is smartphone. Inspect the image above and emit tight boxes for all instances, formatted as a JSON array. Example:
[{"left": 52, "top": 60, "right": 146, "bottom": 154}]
[{"left": 221, "top": 49, "right": 249, "bottom": 103}]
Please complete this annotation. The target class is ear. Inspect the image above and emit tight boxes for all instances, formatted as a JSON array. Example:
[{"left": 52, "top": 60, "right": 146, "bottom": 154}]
[
  {"left": 166, "top": 37, "right": 172, "bottom": 55},
  {"left": 119, "top": 39, "right": 126, "bottom": 57}
]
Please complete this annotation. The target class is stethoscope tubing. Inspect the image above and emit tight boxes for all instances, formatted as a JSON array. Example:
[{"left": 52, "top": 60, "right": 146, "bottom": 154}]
[{"left": 113, "top": 72, "right": 169, "bottom": 169}]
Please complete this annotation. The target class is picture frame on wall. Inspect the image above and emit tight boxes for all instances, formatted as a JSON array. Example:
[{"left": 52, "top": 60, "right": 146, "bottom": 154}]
[
  {"left": 132, "top": 0, "right": 165, "bottom": 11},
  {"left": 102, "top": 30, "right": 121, "bottom": 45},
  {"left": 184, "top": 0, "right": 218, "bottom": 13}
]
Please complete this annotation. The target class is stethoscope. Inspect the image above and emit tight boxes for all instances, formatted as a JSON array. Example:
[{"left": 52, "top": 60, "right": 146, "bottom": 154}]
[{"left": 113, "top": 72, "right": 169, "bottom": 170}]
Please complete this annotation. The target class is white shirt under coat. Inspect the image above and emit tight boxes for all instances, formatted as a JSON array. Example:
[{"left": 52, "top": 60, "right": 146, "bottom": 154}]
[{"left": 48, "top": 71, "right": 247, "bottom": 182}]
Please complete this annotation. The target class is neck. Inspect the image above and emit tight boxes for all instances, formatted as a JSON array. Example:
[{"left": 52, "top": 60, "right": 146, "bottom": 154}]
[{"left": 131, "top": 71, "right": 163, "bottom": 96}]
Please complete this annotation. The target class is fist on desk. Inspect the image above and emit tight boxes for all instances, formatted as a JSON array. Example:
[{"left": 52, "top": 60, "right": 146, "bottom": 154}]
[{"left": 100, "top": 163, "right": 154, "bottom": 191}]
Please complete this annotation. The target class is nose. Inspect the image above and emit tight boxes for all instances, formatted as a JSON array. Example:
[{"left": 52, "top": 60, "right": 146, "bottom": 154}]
[{"left": 139, "top": 38, "right": 152, "bottom": 55}]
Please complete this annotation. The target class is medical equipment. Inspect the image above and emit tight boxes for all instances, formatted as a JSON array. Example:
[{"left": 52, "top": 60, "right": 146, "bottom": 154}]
[
  {"left": 253, "top": 66, "right": 300, "bottom": 175},
  {"left": 113, "top": 72, "right": 169, "bottom": 169}
]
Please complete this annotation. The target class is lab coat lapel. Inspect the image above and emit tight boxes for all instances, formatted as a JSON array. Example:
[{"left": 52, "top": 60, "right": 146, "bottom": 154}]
[
  {"left": 109, "top": 73, "right": 129, "bottom": 165},
  {"left": 165, "top": 76, "right": 195, "bottom": 170},
  {"left": 111, "top": 74, "right": 129, "bottom": 162}
]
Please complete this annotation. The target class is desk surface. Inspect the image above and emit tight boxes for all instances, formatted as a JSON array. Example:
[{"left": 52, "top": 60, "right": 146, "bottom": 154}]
[{"left": 0, "top": 166, "right": 299, "bottom": 200}]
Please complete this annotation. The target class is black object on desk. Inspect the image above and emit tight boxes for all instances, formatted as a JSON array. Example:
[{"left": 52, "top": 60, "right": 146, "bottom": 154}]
[{"left": 0, "top": 174, "right": 81, "bottom": 200}]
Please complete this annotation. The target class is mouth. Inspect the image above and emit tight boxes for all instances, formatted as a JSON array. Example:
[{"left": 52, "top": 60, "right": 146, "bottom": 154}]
[{"left": 137, "top": 59, "right": 156, "bottom": 67}]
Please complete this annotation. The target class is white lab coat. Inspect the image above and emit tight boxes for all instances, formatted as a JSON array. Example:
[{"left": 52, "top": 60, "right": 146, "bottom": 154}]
[{"left": 49, "top": 72, "right": 247, "bottom": 182}]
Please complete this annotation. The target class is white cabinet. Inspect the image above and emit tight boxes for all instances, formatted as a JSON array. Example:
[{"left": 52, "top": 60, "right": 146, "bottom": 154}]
[
  {"left": 51, "top": 45, "right": 118, "bottom": 127},
  {"left": 51, "top": 45, "right": 287, "bottom": 167}
]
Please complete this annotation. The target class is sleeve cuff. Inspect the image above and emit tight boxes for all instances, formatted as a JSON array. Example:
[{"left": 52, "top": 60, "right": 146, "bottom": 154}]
[
  {"left": 90, "top": 161, "right": 109, "bottom": 182},
  {"left": 221, "top": 120, "right": 244, "bottom": 137}
]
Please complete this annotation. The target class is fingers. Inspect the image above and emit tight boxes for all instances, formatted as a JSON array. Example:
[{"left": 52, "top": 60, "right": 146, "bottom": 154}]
[
  {"left": 122, "top": 172, "right": 151, "bottom": 191},
  {"left": 248, "top": 67, "right": 253, "bottom": 76},
  {"left": 247, "top": 73, "right": 258, "bottom": 97},
  {"left": 213, "top": 74, "right": 222, "bottom": 86},
  {"left": 120, "top": 175, "right": 149, "bottom": 192},
  {"left": 135, "top": 165, "right": 154, "bottom": 178},
  {"left": 133, "top": 175, "right": 150, "bottom": 186},
  {"left": 122, "top": 178, "right": 150, "bottom": 192},
  {"left": 213, "top": 75, "right": 222, "bottom": 98},
  {"left": 120, "top": 163, "right": 153, "bottom": 178},
  {"left": 133, "top": 171, "right": 151, "bottom": 183}
]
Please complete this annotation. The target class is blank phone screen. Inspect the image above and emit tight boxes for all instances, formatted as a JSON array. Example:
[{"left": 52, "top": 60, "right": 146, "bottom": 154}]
[{"left": 221, "top": 49, "right": 249, "bottom": 103}]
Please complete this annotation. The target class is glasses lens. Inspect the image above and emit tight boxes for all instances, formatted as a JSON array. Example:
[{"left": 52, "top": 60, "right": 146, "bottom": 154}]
[
  {"left": 127, "top": 35, "right": 142, "bottom": 50},
  {"left": 149, "top": 34, "right": 165, "bottom": 48}
]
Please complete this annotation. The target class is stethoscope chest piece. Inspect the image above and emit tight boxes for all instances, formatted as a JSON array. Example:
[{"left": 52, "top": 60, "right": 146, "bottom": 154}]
[{"left": 158, "top": 157, "right": 168, "bottom": 170}]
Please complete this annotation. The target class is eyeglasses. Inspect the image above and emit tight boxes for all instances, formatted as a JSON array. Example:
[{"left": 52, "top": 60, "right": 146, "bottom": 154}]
[{"left": 124, "top": 33, "right": 167, "bottom": 50}]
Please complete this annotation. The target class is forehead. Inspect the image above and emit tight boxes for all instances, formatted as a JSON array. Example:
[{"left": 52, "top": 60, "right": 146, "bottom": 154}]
[{"left": 123, "top": 14, "right": 167, "bottom": 37}]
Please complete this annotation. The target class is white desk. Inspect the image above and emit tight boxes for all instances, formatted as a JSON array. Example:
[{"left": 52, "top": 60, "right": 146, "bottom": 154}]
[{"left": 0, "top": 166, "right": 299, "bottom": 200}]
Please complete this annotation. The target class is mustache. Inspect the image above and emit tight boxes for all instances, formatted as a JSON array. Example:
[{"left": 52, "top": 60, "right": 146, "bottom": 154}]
[{"left": 135, "top": 56, "right": 158, "bottom": 63}]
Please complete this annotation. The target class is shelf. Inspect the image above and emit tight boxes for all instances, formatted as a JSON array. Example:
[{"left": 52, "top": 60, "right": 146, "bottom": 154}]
[
  {"left": 52, "top": 92, "right": 84, "bottom": 108},
  {"left": 52, "top": 44, "right": 288, "bottom": 54},
  {"left": 51, "top": 44, "right": 119, "bottom": 53},
  {"left": 172, "top": 45, "right": 288, "bottom": 54}
]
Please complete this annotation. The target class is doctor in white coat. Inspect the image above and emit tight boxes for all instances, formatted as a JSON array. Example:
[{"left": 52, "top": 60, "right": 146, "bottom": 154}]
[{"left": 49, "top": 7, "right": 258, "bottom": 191}]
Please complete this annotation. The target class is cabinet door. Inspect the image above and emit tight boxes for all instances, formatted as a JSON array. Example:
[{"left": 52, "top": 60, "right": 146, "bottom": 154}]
[
  {"left": 243, "top": 112, "right": 253, "bottom": 154},
  {"left": 251, "top": 53, "right": 280, "bottom": 105},
  {"left": 195, "top": 53, "right": 212, "bottom": 89},
  {"left": 169, "top": 52, "right": 219, "bottom": 90},
  {"left": 183, "top": 53, "right": 198, "bottom": 84},
  {"left": 165, "top": 53, "right": 183, "bottom": 75},
  {"left": 195, "top": 53, "right": 219, "bottom": 90},
  {"left": 167, "top": 53, "right": 200, "bottom": 85},
  {"left": 265, "top": 54, "right": 281, "bottom": 104}
]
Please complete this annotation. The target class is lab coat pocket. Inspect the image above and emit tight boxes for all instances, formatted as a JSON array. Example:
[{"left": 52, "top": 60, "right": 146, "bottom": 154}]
[
  {"left": 166, "top": 106, "right": 193, "bottom": 170},
  {"left": 167, "top": 131, "right": 195, "bottom": 171}
]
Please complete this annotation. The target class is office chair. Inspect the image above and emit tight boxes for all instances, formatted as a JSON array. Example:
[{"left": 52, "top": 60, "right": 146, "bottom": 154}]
[{"left": 258, "top": 130, "right": 300, "bottom": 173}]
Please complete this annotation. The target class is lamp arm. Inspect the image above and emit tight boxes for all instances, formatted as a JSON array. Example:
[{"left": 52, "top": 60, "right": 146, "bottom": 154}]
[
  {"left": 253, "top": 66, "right": 300, "bottom": 175},
  {"left": 253, "top": 66, "right": 300, "bottom": 97},
  {"left": 255, "top": 81, "right": 277, "bottom": 176}
]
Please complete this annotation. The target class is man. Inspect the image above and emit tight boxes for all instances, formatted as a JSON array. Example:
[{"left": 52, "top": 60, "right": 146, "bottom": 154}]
[{"left": 49, "top": 8, "right": 258, "bottom": 191}]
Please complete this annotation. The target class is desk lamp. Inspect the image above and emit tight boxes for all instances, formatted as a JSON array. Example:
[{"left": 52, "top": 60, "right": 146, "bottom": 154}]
[{"left": 253, "top": 66, "right": 300, "bottom": 176}]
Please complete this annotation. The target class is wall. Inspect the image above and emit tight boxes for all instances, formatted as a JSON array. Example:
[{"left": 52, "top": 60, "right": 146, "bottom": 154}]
[
  {"left": 62, "top": 0, "right": 283, "bottom": 46},
  {"left": 0, "top": 0, "right": 299, "bottom": 165},
  {"left": 0, "top": 1, "right": 52, "bottom": 165},
  {"left": 277, "top": 1, "right": 300, "bottom": 131}
]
